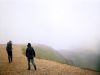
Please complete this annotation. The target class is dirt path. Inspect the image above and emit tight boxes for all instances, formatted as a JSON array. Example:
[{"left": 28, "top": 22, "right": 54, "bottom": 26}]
[{"left": 0, "top": 45, "right": 99, "bottom": 75}]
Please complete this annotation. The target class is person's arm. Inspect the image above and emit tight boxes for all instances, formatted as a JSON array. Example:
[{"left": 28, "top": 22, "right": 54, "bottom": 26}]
[
  {"left": 11, "top": 43, "right": 13, "bottom": 50},
  {"left": 32, "top": 48, "right": 36, "bottom": 57},
  {"left": 6, "top": 43, "right": 8, "bottom": 51}
]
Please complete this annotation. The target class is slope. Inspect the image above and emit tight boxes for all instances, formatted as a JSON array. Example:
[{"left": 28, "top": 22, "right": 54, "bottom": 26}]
[
  {"left": 0, "top": 44, "right": 99, "bottom": 75},
  {"left": 59, "top": 49, "right": 100, "bottom": 72},
  {"left": 22, "top": 44, "right": 69, "bottom": 64}
]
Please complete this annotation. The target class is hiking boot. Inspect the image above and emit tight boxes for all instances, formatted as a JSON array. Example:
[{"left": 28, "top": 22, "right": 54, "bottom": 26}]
[{"left": 27, "top": 68, "right": 30, "bottom": 70}]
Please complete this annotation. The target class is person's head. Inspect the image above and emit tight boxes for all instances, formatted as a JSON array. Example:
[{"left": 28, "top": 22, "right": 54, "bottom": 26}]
[
  {"left": 9, "top": 41, "right": 12, "bottom": 43},
  {"left": 27, "top": 43, "right": 31, "bottom": 47},
  {"left": 7, "top": 40, "right": 12, "bottom": 44}
]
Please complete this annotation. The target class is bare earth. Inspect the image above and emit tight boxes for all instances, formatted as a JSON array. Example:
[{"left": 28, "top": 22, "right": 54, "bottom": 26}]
[{"left": 0, "top": 45, "right": 99, "bottom": 75}]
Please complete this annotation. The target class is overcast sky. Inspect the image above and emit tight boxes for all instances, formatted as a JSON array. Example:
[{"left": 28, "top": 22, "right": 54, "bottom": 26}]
[{"left": 0, "top": 0, "right": 100, "bottom": 50}]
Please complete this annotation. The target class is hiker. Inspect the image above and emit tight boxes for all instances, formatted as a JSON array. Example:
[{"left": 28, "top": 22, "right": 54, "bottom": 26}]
[
  {"left": 26, "top": 43, "right": 37, "bottom": 70},
  {"left": 6, "top": 41, "right": 13, "bottom": 63}
]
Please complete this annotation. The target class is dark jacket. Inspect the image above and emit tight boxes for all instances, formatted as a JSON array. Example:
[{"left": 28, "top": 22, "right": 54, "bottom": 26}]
[
  {"left": 6, "top": 42, "right": 12, "bottom": 51},
  {"left": 26, "top": 47, "right": 36, "bottom": 59}
]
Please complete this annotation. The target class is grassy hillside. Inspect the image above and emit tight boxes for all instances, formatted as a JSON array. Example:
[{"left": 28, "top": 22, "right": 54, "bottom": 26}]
[
  {"left": 22, "top": 44, "right": 69, "bottom": 64},
  {"left": 59, "top": 49, "right": 100, "bottom": 72},
  {"left": 0, "top": 44, "right": 99, "bottom": 75},
  {"left": 22, "top": 44, "right": 100, "bottom": 72}
]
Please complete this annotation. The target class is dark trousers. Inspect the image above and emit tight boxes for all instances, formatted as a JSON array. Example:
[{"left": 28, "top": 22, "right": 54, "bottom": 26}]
[
  {"left": 7, "top": 51, "right": 12, "bottom": 63},
  {"left": 27, "top": 58, "right": 36, "bottom": 70}
]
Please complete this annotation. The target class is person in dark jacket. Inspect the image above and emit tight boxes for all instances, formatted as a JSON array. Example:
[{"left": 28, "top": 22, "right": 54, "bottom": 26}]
[
  {"left": 26, "top": 43, "right": 36, "bottom": 70},
  {"left": 6, "top": 41, "right": 13, "bottom": 63}
]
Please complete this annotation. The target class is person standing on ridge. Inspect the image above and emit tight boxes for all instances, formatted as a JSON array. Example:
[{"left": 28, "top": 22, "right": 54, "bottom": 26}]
[
  {"left": 6, "top": 41, "right": 13, "bottom": 63},
  {"left": 26, "top": 43, "right": 37, "bottom": 70}
]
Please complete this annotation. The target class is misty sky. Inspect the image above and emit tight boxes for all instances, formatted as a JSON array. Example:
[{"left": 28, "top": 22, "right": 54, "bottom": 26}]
[{"left": 0, "top": 0, "right": 100, "bottom": 50}]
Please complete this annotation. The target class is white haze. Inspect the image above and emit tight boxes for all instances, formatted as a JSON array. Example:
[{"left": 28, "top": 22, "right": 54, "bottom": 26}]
[{"left": 0, "top": 0, "right": 100, "bottom": 50}]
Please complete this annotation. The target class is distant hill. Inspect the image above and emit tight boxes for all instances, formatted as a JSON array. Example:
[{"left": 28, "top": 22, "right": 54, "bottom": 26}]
[
  {"left": 22, "top": 44, "right": 71, "bottom": 64},
  {"left": 59, "top": 49, "right": 100, "bottom": 72}
]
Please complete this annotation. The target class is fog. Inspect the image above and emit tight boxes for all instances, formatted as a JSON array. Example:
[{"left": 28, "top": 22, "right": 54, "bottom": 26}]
[{"left": 0, "top": 0, "right": 100, "bottom": 50}]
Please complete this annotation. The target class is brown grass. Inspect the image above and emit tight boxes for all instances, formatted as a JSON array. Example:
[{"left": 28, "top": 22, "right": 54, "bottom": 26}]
[{"left": 0, "top": 44, "right": 99, "bottom": 75}]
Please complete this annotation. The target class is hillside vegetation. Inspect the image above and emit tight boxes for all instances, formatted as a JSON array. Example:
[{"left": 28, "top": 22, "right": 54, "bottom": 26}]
[
  {"left": 22, "top": 44, "right": 70, "bottom": 64},
  {"left": 59, "top": 49, "right": 100, "bottom": 72},
  {"left": 22, "top": 44, "right": 100, "bottom": 72}
]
